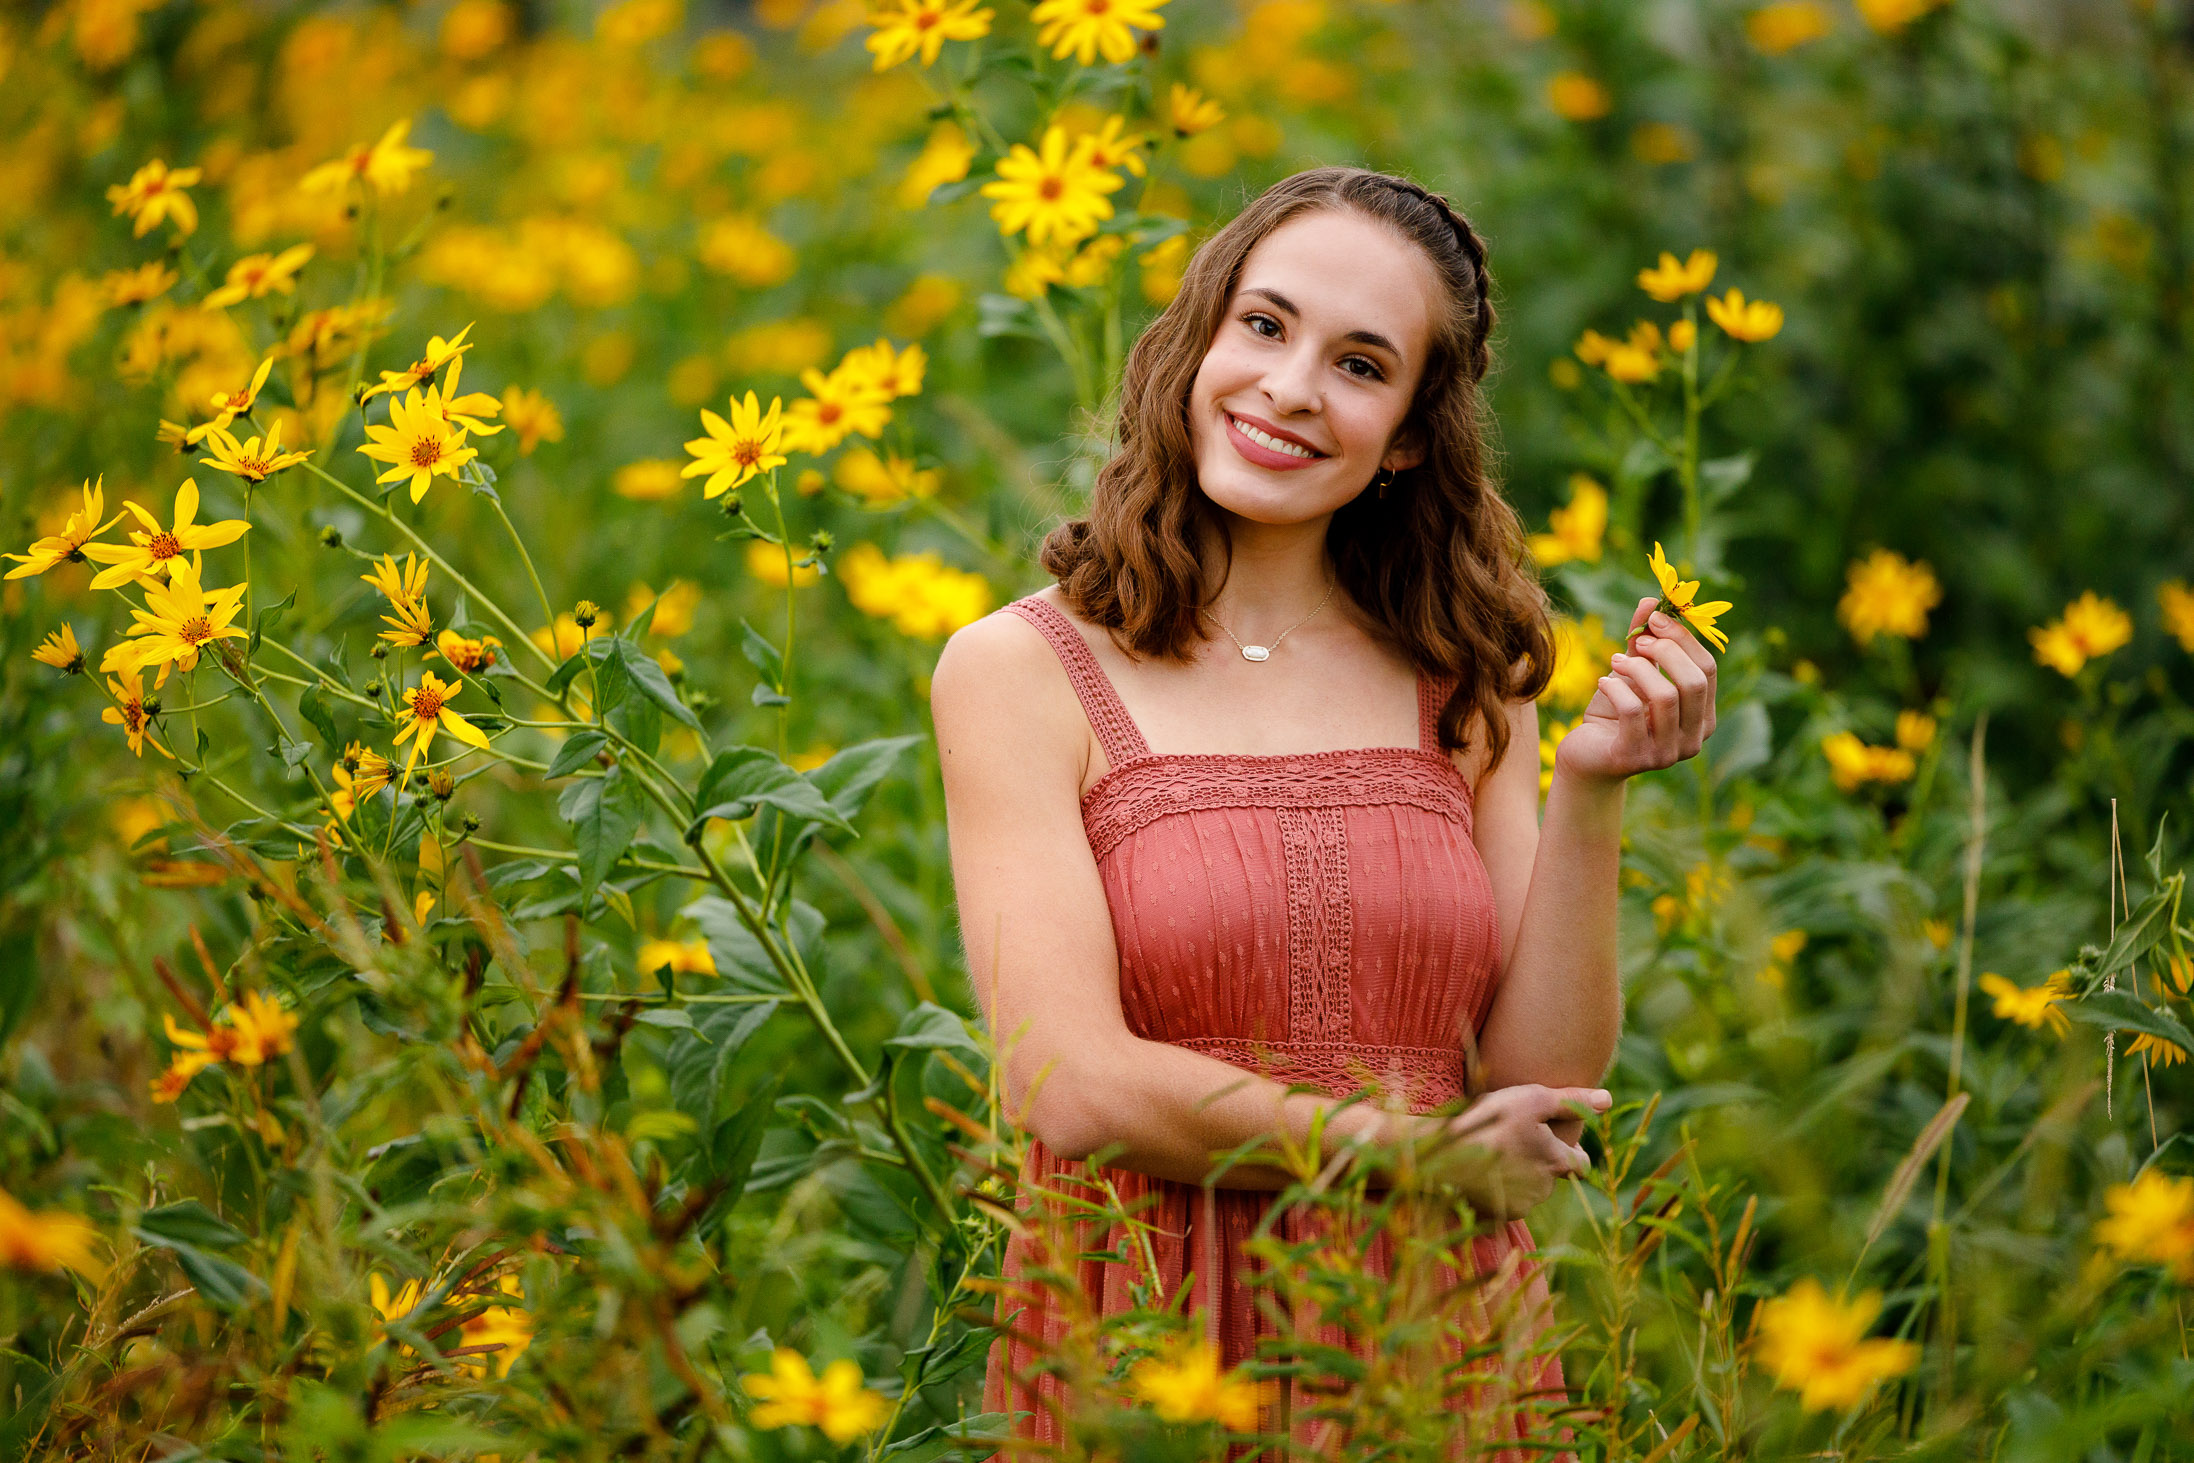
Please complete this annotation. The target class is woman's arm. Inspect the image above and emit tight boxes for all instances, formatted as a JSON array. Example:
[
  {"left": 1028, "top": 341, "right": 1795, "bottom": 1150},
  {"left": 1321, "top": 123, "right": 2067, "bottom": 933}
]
[
  {"left": 1472, "top": 598, "right": 1720, "bottom": 1101},
  {"left": 931, "top": 610, "right": 1603, "bottom": 1202}
]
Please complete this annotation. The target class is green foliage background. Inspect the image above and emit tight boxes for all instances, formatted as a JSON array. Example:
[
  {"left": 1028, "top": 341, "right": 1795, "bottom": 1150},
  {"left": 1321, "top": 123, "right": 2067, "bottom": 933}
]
[{"left": 3, "top": 0, "right": 2194, "bottom": 1458}]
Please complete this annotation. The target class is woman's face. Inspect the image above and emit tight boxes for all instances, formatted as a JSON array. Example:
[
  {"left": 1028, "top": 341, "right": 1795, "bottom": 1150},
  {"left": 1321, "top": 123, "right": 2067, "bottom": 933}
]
[{"left": 1187, "top": 207, "right": 1441, "bottom": 528}]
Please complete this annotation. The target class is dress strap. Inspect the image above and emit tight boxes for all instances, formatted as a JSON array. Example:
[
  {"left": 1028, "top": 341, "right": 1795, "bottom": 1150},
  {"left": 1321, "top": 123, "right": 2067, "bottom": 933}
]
[
  {"left": 1416, "top": 669, "right": 1449, "bottom": 754},
  {"left": 1001, "top": 594, "right": 1153, "bottom": 767}
]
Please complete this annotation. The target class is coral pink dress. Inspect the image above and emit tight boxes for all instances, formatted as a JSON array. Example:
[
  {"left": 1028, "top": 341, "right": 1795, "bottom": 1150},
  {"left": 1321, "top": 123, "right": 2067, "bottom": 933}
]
[{"left": 981, "top": 593, "right": 1569, "bottom": 1456}]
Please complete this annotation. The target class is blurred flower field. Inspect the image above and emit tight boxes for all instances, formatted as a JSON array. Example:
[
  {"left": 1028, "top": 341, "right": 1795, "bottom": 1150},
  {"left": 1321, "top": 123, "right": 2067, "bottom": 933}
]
[{"left": 3, "top": 0, "right": 2194, "bottom": 1457}]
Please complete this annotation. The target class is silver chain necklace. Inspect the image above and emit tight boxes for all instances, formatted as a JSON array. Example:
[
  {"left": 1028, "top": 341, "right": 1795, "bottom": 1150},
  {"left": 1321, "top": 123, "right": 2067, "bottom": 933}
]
[{"left": 1198, "top": 577, "right": 1336, "bottom": 662}]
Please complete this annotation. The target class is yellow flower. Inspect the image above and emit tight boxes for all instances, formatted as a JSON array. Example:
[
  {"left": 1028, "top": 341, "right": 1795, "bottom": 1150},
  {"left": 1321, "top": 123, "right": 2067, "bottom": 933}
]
[
  {"left": 395, "top": 670, "right": 492, "bottom": 771},
  {"left": 434, "top": 355, "right": 505, "bottom": 438},
  {"left": 836, "top": 447, "right": 942, "bottom": 507},
  {"left": 865, "top": 0, "right": 993, "bottom": 70},
  {"left": 500, "top": 385, "right": 564, "bottom": 456},
  {"left": 83, "top": 478, "right": 250, "bottom": 590},
  {"left": 1528, "top": 474, "right": 1607, "bottom": 566},
  {"left": 5, "top": 477, "right": 121, "bottom": 580},
  {"left": 1602, "top": 342, "right": 1661, "bottom": 383},
  {"left": 106, "top": 158, "right": 201, "bottom": 238},
  {"left": 1667, "top": 318, "right": 1698, "bottom": 352},
  {"left": 223, "top": 989, "right": 299, "bottom": 1065},
  {"left": 1746, "top": 2, "right": 1832, "bottom": 54},
  {"left": 683, "top": 390, "right": 789, "bottom": 497},
  {"left": 1537, "top": 714, "right": 1575, "bottom": 794},
  {"left": 614, "top": 459, "right": 684, "bottom": 501},
  {"left": 2160, "top": 580, "right": 2194, "bottom": 654},
  {"left": 1894, "top": 709, "right": 1936, "bottom": 753},
  {"left": 2028, "top": 592, "right": 2132, "bottom": 678},
  {"left": 369, "top": 1273, "right": 426, "bottom": 1332},
  {"left": 838, "top": 338, "right": 928, "bottom": 399},
  {"left": 331, "top": 743, "right": 393, "bottom": 820},
  {"left": 839, "top": 543, "right": 992, "bottom": 638},
  {"left": 2094, "top": 1168, "right": 2194, "bottom": 1280},
  {"left": 1074, "top": 114, "right": 1155, "bottom": 179},
  {"left": 2128, "top": 1032, "right": 2189, "bottom": 1068},
  {"left": 185, "top": 356, "right": 278, "bottom": 446},
  {"left": 361, "top": 324, "right": 478, "bottom": 405},
  {"left": 358, "top": 384, "right": 479, "bottom": 504},
  {"left": 979, "top": 125, "right": 1125, "bottom": 249},
  {"left": 1820, "top": 731, "right": 1915, "bottom": 792},
  {"left": 1636, "top": 248, "right": 1718, "bottom": 302},
  {"left": 637, "top": 938, "right": 716, "bottom": 976},
  {"left": 121, "top": 557, "right": 248, "bottom": 674},
  {"left": 363, "top": 553, "right": 434, "bottom": 648},
  {"left": 1922, "top": 918, "right": 1954, "bottom": 951},
  {"left": 627, "top": 580, "right": 703, "bottom": 638},
  {"left": 1543, "top": 615, "right": 1617, "bottom": 711},
  {"left": 1644, "top": 541, "right": 1733, "bottom": 652},
  {"left": 1978, "top": 970, "right": 2073, "bottom": 1037},
  {"left": 1573, "top": 329, "right": 1617, "bottom": 367},
  {"left": 1753, "top": 1279, "right": 1919, "bottom": 1412},
  {"left": 780, "top": 368, "right": 893, "bottom": 457},
  {"left": 33, "top": 624, "right": 85, "bottom": 675},
  {"left": 1855, "top": 0, "right": 1946, "bottom": 35},
  {"left": 900, "top": 123, "right": 977, "bottom": 208},
  {"left": 1837, "top": 548, "right": 1941, "bottom": 645},
  {"left": 742, "top": 1349, "right": 890, "bottom": 1442},
  {"left": 1127, "top": 1338, "right": 1265, "bottom": 1431},
  {"left": 1167, "top": 82, "right": 1226, "bottom": 137},
  {"left": 533, "top": 613, "right": 606, "bottom": 661},
  {"left": 1546, "top": 72, "right": 1612, "bottom": 121},
  {"left": 1705, "top": 288, "right": 1785, "bottom": 341},
  {"left": 198, "top": 420, "right": 313, "bottom": 484},
  {"left": 0, "top": 1189, "right": 104, "bottom": 1280},
  {"left": 101, "top": 670, "right": 167, "bottom": 758},
  {"left": 459, "top": 1274, "right": 533, "bottom": 1378},
  {"left": 103, "top": 260, "right": 178, "bottom": 306},
  {"left": 299, "top": 118, "right": 435, "bottom": 199},
  {"left": 747, "top": 540, "right": 821, "bottom": 588},
  {"left": 436, "top": 630, "right": 502, "bottom": 674},
  {"left": 1028, "top": 0, "right": 1168, "bottom": 66},
  {"left": 200, "top": 244, "right": 315, "bottom": 310}
]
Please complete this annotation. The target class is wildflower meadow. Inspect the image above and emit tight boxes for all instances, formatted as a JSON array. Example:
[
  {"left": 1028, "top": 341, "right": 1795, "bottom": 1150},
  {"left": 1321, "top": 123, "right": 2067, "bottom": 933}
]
[{"left": 3, "top": 0, "right": 2194, "bottom": 1458}]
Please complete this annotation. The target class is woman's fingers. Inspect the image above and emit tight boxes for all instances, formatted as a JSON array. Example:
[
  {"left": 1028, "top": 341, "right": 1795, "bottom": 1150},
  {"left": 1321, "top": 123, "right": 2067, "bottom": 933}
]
[
  {"left": 1611, "top": 654, "right": 1680, "bottom": 763},
  {"left": 1630, "top": 633, "right": 1709, "bottom": 752}
]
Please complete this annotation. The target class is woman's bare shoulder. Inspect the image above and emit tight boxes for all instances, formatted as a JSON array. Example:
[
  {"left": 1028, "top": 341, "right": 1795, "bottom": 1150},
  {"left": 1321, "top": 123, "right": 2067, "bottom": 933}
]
[{"left": 928, "top": 594, "right": 1088, "bottom": 781}]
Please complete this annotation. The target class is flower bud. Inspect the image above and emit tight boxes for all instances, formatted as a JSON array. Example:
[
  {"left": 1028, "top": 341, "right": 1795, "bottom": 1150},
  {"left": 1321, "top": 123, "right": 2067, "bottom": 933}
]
[
  {"left": 719, "top": 491, "right": 743, "bottom": 517},
  {"left": 369, "top": 642, "right": 389, "bottom": 660},
  {"left": 573, "top": 600, "right": 600, "bottom": 629},
  {"left": 809, "top": 528, "right": 834, "bottom": 552},
  {"left": 427, "top": 770, "right": 456, "bottom": 802},
  {"left": 460, "top": 811, "right": 482, "bottom": 833},
  {"left": 142, "top": 697, "right": 163, "bottom": 717},
  {"left": 318, "top": 525, "right": 344, "bottom": 548}
]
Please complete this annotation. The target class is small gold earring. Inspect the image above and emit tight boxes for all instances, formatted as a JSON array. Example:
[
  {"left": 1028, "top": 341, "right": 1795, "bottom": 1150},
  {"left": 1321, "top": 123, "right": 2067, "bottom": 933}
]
[{"left": 1376, "top": 467, "right": 1393, "bottom": 499}]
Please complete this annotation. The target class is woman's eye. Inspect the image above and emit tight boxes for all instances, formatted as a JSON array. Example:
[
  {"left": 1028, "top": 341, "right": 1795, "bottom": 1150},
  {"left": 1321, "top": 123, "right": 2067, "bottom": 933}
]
[
  {"left": 1345, "top": 357, "right": 1385, "bottom": 381},
  {"left": 1244, "top": 312, "right": 1281, "bottom": 338},
  {"left": 1241, "top": 313, "right": 1385, "bottom": 380}
]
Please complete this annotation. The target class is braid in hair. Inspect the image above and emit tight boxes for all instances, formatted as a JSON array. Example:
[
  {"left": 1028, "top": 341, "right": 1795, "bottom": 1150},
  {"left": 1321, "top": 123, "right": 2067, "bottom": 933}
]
[{"left": 1380, "top": 178, "right": 1497, "bottom": 385}]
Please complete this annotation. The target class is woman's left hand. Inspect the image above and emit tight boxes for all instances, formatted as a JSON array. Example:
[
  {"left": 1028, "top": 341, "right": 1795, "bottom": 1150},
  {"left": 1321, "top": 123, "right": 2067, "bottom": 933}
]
[{"left": 1553, "top": 595, "right": 1719, "bottom": 785}]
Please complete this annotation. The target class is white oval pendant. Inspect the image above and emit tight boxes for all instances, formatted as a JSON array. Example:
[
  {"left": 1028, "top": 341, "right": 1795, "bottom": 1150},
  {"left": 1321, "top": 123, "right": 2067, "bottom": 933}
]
[{"left": 1241, "top": 645, "right": 1271, "bottom": 662}]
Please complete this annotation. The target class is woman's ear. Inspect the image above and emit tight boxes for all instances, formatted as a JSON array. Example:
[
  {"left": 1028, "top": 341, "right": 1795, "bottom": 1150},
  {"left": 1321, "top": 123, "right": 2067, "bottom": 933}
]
[{"left": 1385, "top": 419, "right": 1429, "bottom": 474}]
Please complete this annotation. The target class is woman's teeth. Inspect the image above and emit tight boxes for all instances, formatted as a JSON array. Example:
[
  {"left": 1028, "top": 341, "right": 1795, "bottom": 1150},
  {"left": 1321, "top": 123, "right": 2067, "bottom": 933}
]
[{"left": 1230, "top": 413, "right": 1321, "bottom": 459}]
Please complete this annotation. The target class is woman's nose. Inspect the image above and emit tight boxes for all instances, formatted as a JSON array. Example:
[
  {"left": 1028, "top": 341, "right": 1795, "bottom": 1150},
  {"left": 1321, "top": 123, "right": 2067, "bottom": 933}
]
[{"left": 1262, "top": 346, "right": 1323, "bottom": 417}]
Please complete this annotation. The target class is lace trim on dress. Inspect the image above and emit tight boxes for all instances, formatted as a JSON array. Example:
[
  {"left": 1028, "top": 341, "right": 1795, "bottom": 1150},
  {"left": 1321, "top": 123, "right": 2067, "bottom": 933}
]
[{"left": 1082, "top": 753, "right": 1472, "bottom": 862}]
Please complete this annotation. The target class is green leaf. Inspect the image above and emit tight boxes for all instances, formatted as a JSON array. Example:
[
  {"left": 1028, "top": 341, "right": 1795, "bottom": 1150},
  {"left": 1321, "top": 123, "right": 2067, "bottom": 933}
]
[
  {"left": 2064, "top": 989, "right": 2194, "bottom": 1052},
  {"left": 739, "top": 619, "right": 784, "bottom": 687},
  {"left": 1699, "top": 453, "right": 1755, "bottom": 508},
  {"left": 692, "top": 747, "right": 850, "bottom": 832},
  {"left": 546, "top": 646, "right": 593, "bottom": 697},
  {"left": 750, "top": 681, "right": 791, "bottom": 709},
  {"left": 883, "top": 1001, "right": 983, "bottom": 1059},
  {"left": 669, "top": 997, "right": 781, "bottom": 1125},
  {"left": 2084, "top": 884, "right": 2178, "bottom": 983},
  {"left": 0, "top": 927, "right": 40, "bottom": 1055},
  {"left": 612, "top": 640, "right": 701, "bottom": 732},
  {"left": 165, "top": 1241, "right": 267, "bottom": 1311},
  {"left": 680, "top": 895, "right": 816, "bottom": 994},
  {"left": 296, "top": 684, "right": 341, "bottom": 749},
  {"left": 635, "top": 1007, "right": 696, "bottom": 1031},
  {"left": 809, "top": 735, "right": 921, "bottom": 820},
  {"left": 544, "top": 730, "right": 610, "bottom": 779},
  {"left": 136, "top": 1199, "right": 248, "bottom": 1251},
  {"left": 247, "top": 588, "right": 297, "bottom": 656},
  {"left": 560, "top": 765, "right": 646, "bottom": 900}
]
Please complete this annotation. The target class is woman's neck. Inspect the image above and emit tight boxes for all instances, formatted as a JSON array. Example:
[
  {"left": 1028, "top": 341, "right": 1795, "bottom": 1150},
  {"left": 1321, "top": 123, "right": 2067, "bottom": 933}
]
[{"left": 1196, "top": 516, "right": 1338, "bottom": 637}]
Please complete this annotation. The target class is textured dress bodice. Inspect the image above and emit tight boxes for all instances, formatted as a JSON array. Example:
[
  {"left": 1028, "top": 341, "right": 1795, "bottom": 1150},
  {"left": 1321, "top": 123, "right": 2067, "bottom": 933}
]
[{"left": 980, "top": 591, "right": 1569, "bottom": 1458}]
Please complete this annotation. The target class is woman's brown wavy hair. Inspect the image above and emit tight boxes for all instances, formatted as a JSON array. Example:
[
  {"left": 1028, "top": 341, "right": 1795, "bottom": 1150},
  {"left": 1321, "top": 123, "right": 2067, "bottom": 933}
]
[{"left": 1037, "top": 165, "right": 1554, "bottom": 774}]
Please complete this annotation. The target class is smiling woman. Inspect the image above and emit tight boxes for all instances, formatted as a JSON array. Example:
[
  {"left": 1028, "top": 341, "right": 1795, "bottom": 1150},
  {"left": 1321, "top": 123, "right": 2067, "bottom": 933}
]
[{"left": 933, "top": 166, "right": 1721, "bottom": 1457}]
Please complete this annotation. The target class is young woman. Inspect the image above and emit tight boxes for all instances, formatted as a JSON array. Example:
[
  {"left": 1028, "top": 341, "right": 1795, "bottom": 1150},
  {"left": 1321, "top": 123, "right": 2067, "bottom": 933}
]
[{"left": 930, "top": 166, "right": 1719, "bottom": 1451}]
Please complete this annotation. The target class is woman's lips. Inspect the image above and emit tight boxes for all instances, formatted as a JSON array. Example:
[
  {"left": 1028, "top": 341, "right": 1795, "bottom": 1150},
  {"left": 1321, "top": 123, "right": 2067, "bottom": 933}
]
[{"left": 1223, "top": 410, "right": 1327, "bottom": 471}]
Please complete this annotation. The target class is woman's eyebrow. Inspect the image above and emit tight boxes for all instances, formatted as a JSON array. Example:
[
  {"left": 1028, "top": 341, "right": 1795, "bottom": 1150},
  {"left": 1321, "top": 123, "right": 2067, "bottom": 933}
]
[{"left": 1240, "top": 286, "right": 1400, "bottom": 356}]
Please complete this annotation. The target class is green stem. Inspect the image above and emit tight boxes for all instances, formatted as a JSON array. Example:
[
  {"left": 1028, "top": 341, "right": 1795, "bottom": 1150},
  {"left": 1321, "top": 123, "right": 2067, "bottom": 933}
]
[{"left": 486, "top": 490, "right": 558, "bottom": 638}]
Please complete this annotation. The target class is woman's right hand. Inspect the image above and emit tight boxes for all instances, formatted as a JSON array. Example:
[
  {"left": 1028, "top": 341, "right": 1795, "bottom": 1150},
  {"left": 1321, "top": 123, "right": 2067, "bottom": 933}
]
[{"left": 1416, "top": 1084, "right": 1611, "bottom": 1220}]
